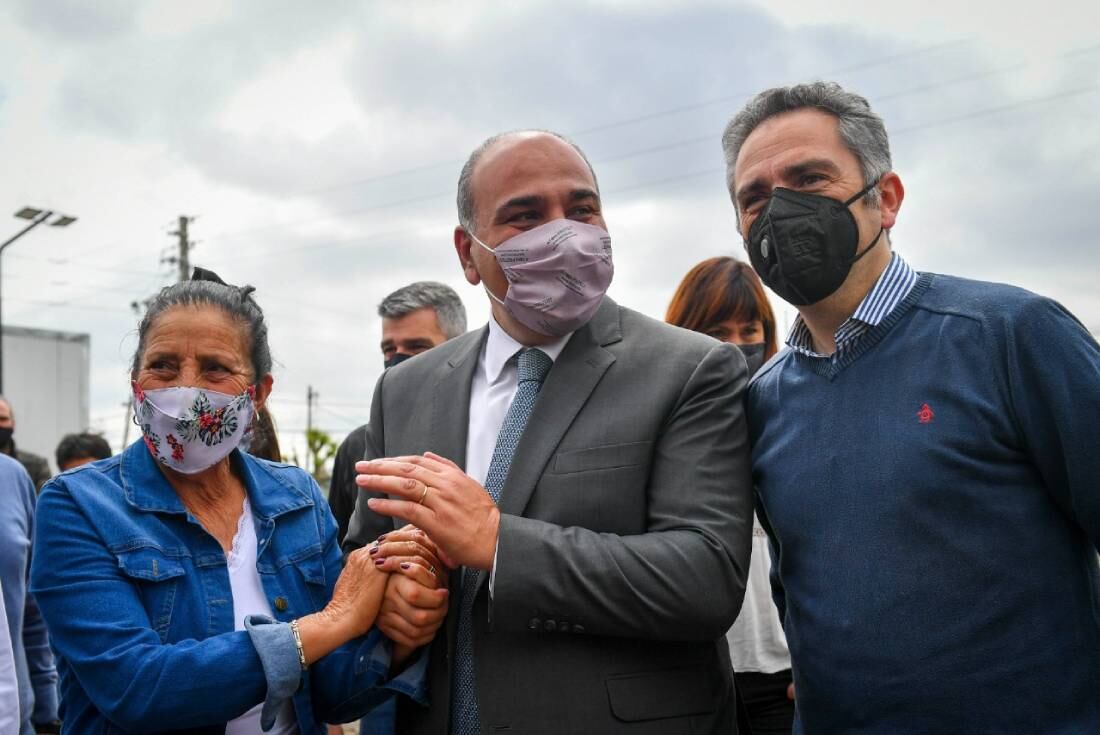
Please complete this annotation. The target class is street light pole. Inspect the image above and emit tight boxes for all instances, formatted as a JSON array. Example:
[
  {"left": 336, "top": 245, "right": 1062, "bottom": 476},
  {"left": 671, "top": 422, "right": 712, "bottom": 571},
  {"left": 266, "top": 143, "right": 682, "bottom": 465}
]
[{"left": 0, "top": 207, "right": 78, "bottom": 392}]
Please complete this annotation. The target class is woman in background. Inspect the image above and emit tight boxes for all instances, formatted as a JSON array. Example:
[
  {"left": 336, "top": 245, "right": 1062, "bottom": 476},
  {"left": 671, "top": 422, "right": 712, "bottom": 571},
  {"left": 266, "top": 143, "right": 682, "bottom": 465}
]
[
  {"left": 246, "top": 405, "right": 283, "bottom": 462},
  {"left": 666, "top": 257, "right": 792, "bottom": 735}
]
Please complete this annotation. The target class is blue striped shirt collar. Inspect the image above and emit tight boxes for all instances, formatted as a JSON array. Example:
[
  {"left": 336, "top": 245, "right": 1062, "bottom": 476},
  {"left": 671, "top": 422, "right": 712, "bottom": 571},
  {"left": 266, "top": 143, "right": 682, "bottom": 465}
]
[{"left": 786, "top": 252, "right": 918, "bottom": 359}]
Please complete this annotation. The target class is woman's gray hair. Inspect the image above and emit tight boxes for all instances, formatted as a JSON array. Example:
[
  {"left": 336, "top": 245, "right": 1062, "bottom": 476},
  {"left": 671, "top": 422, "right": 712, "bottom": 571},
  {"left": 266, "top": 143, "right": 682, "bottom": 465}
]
[
  {"left": 456, "top": 130, "right": 599, "bottom": 233},
  {"left": 377, "top": 281, "right": 467, "bottom": 339},
  {"left": 131, "top": 269, "right": 272, "bottom": 382},
  {"left": 722, "top": 81, "right": 892, "bottom": 209}
]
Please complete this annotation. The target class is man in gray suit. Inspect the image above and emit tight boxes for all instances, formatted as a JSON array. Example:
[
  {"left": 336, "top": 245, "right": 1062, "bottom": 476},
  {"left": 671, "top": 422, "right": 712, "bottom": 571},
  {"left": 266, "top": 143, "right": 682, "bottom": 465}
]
[{"left": 346, "top": 130, "right": 753, "bottom": 734}]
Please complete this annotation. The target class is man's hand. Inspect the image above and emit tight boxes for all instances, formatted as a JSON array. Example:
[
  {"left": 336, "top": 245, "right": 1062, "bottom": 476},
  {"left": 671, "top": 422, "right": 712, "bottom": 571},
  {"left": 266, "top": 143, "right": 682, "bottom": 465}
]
[
  {"left": 357, "top": 452, "right": 499, "bottom": 570},
  {"left": 370, "top": 524, "right": 450, "bottom": 655},
  {"left": 378, "top": 573, "right": 449, "bottom": 663}
]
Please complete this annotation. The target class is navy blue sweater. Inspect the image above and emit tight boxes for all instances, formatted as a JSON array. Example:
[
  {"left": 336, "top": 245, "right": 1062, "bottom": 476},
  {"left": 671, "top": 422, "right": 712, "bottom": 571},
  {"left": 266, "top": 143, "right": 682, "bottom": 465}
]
[{"left": 748, "top": 273, "right": 1100, "bottom": 734}]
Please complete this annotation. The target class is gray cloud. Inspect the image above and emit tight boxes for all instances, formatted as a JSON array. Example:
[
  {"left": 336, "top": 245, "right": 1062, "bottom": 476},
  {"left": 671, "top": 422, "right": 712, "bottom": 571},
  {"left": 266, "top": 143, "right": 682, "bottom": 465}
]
[
  {"left": 15, "top": 0, "right": 140, "bottom": 41},
  {"left": 176, "top": 1, "right": 1100, "bottom": 358},
  {"left": 51, "top": 0, "right": 365, "bottom": 139},
  {"left": 5, "top": 0, "right": 1098, "bottom": 455}
]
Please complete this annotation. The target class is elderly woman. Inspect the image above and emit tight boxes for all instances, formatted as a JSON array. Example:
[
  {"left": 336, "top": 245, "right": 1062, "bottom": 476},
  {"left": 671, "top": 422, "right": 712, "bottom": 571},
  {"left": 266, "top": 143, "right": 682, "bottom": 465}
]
[{"left": 30, "top": 270, "right": 445, "bottom": 734}]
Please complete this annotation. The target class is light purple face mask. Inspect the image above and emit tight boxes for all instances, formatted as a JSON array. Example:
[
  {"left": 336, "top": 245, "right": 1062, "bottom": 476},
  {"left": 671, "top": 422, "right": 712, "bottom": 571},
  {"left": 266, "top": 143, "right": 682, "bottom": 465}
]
[{"left": 471, "top": 219, "right": 614, "bottom": 337}]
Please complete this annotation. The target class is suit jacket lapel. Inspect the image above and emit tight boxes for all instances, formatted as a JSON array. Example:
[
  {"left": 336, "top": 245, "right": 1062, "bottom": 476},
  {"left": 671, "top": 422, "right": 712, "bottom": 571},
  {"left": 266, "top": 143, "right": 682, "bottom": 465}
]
[
  {"left": 496, "top": 298, "right": 621, "bottom": 520},
  {"left": 430, "top": 329, "right": 485, "bottom": 656},
  {"left": 430, "top": 327, "right": 486, "bottom": 471}
]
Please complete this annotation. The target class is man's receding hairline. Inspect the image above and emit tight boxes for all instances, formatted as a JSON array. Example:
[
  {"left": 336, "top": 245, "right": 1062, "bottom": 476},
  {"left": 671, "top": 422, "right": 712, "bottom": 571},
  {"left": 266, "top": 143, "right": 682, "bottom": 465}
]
[{"left": 469, "top": 131, "right": 596, "bottom": 198}]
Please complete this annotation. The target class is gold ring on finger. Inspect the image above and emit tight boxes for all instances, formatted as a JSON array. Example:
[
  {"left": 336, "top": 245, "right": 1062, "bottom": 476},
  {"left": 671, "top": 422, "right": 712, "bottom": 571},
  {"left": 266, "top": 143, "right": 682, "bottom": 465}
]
[
  {"left": 428, "top": 565, "right": 436, "bottom": 576},
  {"left": 418, "top": 484, "right": 429, "bottom": 505}
]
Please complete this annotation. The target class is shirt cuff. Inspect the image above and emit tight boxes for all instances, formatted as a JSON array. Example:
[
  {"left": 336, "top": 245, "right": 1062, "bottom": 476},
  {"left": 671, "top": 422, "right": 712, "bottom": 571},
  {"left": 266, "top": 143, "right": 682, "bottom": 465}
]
[
  {"left": 244, "top": 615, "right": 302, "bottom": 731},
  {"left": 488, "top": 537, "right": 499, "bottom": 600}
]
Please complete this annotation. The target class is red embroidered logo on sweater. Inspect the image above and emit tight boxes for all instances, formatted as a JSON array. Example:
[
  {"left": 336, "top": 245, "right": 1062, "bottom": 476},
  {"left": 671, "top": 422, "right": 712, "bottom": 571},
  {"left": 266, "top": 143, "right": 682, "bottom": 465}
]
[{"left": 917, "top": 403, "right": 935, "bottom": 424}]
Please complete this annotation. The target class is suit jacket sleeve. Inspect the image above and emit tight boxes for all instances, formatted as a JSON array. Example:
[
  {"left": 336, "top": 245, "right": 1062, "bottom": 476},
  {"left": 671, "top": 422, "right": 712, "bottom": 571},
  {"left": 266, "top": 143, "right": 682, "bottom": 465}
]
[
  {"left": 492, "top": 342, "right": 753, "bottom": 641},
  {"left": 343, "top": 373, "right": 399, "bottom": 553},
  {"left": 329, "top": 426, "right": 369, "bottom": 549}
]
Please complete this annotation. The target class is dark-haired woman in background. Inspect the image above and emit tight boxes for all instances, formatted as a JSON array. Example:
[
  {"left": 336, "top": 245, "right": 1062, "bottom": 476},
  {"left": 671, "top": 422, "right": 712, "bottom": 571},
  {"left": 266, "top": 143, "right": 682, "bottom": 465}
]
[
  {"left": 30, "top": 269, "right": 445, "bottom": 734},
  {"left": 245, "top": 405, "right": 283, "bottom": 463},
  {"left": 667, "top": 257, "right": 793, "bottom": 735}
]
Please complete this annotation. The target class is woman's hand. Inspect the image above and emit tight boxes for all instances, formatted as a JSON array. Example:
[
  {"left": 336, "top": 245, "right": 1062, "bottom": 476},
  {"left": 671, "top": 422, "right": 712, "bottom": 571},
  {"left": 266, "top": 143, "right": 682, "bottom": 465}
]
[
  {"left": 382, "top": 573, "right": 449, "bottom": 666},
  {"left": 294, "top": 546, "right": 389, "bottom": 665},
  {"left": 368, "top": 525, "right": 447, "bottom": 580},
  {"left": 294, "top": 526, "right": 447, "bottom": 666},
  {"left": 322, "top": 544, "right": 391, "bottom": 639}
]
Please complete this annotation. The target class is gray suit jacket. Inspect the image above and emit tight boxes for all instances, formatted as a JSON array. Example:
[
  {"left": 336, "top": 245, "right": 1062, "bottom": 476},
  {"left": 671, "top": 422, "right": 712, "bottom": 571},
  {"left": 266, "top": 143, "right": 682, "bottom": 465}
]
[{"left": 345, "top": 297, "right": 753, "bottom": 735}]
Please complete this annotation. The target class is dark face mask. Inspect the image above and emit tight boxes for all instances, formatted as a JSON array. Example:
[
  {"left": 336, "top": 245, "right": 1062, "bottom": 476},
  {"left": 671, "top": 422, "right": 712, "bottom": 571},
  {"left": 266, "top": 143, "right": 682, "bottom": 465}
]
[
  {"left": 384, "top": 352, "right": 415, "bottom": 370},
  {"left": 746, "top": 181, "right": 884, "bottom": 306},
  {"left": 735, "top": 342, "right": 767, "bottom": 378},
  {"left": 0, "top": 426, "right": 12, "bottom": 448}
]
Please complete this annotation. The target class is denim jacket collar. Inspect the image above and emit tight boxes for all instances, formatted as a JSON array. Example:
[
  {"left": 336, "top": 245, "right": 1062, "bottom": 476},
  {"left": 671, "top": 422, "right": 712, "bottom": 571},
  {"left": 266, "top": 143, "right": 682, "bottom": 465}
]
[{"left": 120, "top": 440, "right": 313, "bottom": 520}]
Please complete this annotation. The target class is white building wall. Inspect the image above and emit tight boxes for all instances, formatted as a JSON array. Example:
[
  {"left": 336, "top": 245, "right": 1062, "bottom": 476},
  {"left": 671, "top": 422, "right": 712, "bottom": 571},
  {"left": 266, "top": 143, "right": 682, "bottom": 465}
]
[{"left": 2, "top": 325, "right": 90, "bottom": 473}]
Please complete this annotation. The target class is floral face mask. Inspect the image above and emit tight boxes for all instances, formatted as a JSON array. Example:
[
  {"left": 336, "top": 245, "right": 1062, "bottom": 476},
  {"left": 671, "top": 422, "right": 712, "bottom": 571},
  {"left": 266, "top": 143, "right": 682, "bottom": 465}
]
[{"left": 133, "top": 383, "right": 255, "bottom": 474}]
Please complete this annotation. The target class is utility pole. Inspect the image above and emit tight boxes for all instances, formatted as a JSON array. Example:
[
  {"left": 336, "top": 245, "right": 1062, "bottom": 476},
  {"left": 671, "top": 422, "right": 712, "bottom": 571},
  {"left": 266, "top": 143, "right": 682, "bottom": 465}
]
[
  {"left": 306, "top": 385, "right": 317, "bottom": 473},
  {"left": 165, "top": 216, "right": 193, "bottom": 282},
  {"left": 121, "top": 298, "right": 151, "bottom": 448},
  {"left": 121, "top": 396, "right": 133, "bottom": 448}
]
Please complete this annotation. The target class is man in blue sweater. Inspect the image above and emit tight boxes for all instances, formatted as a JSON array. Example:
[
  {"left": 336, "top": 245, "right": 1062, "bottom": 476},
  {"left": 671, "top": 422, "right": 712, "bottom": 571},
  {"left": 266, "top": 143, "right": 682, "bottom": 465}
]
[{"left": 721, "top": 81, "right": 1100, "bottom": 733}]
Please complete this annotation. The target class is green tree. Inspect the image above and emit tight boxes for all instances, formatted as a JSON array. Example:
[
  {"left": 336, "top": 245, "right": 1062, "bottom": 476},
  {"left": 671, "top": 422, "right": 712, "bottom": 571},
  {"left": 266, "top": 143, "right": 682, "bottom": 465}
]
[{"left": 288, "top": 428, "right": 339, "bottom": 490}]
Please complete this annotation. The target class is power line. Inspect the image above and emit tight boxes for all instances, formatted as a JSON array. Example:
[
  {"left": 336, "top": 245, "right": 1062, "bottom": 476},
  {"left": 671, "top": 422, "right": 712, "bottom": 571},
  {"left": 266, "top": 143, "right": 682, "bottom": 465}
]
[
  {"left": 255, "top": 37, "right": 975, "bottom": 203},
  {"left": 13, "top": 40, "right": 1098, "bottom": 304},
  {"left": 316, "top": 404, "right": 366, "bottom": 428},
  {"left": 567, "top": 38, "right": 978, "bottom": 137},
  {"left": 5, "top": 297, "right": 133, "bottom": 314},
  {"left": 890, "top": 84, "right": 1100, "bottom": 134},
  {"left": 195, "top": 44, "right": 1100, "bottom": 256},
  {"left": 4, "top": 266, "right": 169, "bottom": 319},
  {"left": 18, "top": 38, "right": 1095, "bottom": 291},
  {"left": 4, "top": 252, "right": 165, "bottom": 278},
  {"left": 197, "top": 78, "right": 1100, "bottom": 274},
  {"left": 278, "top": 397, "right": 370, "bottom": 409}
]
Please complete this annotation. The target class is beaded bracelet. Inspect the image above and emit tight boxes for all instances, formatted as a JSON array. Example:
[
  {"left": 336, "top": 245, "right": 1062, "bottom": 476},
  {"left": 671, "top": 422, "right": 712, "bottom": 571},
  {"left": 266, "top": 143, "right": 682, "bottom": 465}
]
[{"left": 289, "top": 619, "right": 307, "bottom": 670}]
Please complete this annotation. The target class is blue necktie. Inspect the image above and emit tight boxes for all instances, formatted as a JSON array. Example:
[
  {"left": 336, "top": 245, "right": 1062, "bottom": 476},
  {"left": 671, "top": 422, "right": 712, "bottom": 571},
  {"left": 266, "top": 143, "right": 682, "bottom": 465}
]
[{"left": 452, "top": 347, "right": 553, "bottom": 735}]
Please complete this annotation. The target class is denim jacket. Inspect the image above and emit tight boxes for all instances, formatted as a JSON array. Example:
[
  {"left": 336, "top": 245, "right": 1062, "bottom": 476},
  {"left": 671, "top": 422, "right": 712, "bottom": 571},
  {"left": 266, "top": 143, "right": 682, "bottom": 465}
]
[{"left": 30, "top": 440, "right": 426, "bottom": 734}]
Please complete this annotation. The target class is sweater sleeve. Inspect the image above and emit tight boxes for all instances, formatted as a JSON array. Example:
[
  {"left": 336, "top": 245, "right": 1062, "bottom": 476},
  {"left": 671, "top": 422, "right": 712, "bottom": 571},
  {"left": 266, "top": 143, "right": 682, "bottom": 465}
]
[
  {"left": 17, "top": 463, "right": 59, "bottom": 724},
  {"left": 1000, "top": 295, "right": 1100, "bottom": 551},
  {"left": 754, "top": 497, "right": 787, "bottom": 625}
]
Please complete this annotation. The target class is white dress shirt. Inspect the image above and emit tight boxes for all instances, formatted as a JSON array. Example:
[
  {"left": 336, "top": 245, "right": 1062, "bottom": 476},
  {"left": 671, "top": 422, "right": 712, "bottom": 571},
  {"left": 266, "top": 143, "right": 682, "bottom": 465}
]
[
  {"left": 724, "top": 513, "right": 791, "bottom": 673},
  {"left": 465, "top": 315, "right": 573, "bottom": 486},
  {"left": 466, "top": 316, "right": 572, "bottom": 587}
]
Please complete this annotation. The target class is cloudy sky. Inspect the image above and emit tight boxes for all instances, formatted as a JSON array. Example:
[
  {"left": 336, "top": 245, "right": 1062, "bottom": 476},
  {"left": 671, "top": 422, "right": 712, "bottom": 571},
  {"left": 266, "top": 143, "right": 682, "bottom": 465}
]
[{"left": 2, "top": 0, "right": 1098, "bottom": 462}]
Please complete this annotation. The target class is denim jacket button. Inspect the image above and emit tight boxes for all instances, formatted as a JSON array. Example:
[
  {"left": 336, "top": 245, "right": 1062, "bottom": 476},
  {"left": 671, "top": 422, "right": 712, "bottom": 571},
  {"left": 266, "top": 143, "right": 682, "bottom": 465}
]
[{"left": 274, "top": 596, "right": 288, "bottom": 612}]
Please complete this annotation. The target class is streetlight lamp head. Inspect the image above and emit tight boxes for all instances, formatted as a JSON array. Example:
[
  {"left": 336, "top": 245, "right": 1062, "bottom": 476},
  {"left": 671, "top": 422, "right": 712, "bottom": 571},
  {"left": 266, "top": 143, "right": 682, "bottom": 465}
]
[
  {"left": 50, "top": 215, "right": 77, "bottom": 227},
  {"left": 15, "top": 207, "right": 43, "bottom": 220}
]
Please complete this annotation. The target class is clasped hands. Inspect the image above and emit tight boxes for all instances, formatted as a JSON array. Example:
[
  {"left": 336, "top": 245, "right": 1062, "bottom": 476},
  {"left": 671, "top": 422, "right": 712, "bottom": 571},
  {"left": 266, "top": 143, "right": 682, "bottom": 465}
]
[{"left": 357, "top": 452, "right": 501, "bottom": 658}]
